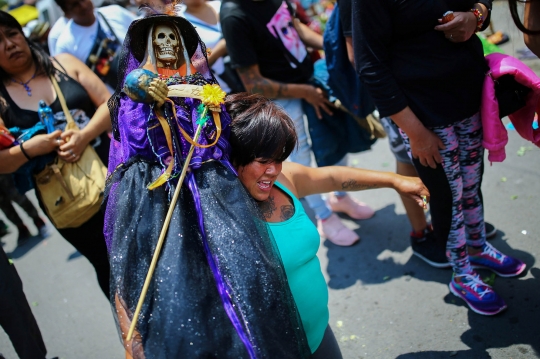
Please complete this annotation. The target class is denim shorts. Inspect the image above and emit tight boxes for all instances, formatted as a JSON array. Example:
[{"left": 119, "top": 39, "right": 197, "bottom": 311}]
[{"left": 380, "top": 116, "right": 411, "bottom": 164}]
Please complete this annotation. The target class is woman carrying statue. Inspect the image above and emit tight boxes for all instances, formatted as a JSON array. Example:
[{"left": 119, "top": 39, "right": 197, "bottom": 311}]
[
  {"left": 106, "top": 8, "right": 429, "bottom": 359},
  {"left": 105, "top": 9, "right": 312, "bottom": 359}
]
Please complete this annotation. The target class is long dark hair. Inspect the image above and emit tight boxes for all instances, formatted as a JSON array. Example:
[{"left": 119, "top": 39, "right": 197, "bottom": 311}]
[
  {"left": 225, "top": 93, "right": 298, "bottom": 167},
  {"left": 0, "top": 11, "right": 55, "bottom": 83},
  {"left": 509, "top": 0, "right": 540, "bottom": 35}
]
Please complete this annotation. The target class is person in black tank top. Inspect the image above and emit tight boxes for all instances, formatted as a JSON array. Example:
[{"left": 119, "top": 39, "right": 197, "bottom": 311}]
[
  {"left": 0, "top": 13, "right": 112, "bottom": 357},
  {"left": 0, "top": 65, "right": 110, "bottom": 165},
  {"left": 1, "top": 66, "right": 96, "bottom": 129}
]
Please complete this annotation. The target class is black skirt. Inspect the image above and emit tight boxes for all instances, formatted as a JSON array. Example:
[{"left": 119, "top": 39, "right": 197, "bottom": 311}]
[{"left": 104, "top": 158, "right": 311, "bottom": 358}]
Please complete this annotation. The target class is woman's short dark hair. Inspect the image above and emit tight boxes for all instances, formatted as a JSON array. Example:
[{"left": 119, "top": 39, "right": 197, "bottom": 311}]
[
  {"left": 0, "top": 11, "right": 55, "bottom": 84},
  {"left": 225, "top": 93, "right": 297, "bottom": 167}
]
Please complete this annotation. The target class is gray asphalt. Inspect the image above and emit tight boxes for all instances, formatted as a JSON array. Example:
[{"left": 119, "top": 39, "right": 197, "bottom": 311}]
[{"left": 1, "top": 2, "right": 539, "bottom": 358}]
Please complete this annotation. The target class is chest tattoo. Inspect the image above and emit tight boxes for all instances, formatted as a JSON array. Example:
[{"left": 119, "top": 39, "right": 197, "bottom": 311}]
[
  {"left": 260, "top": 196, "right": 277, "bottom": 219},
  {"left": 280, "top": 204, "right": 295, "bottom": 221}
]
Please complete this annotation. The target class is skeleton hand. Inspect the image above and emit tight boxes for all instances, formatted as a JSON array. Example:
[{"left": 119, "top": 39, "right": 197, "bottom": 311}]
[{"left": 148, "top": 78, "right": 168, "bottom": 107}]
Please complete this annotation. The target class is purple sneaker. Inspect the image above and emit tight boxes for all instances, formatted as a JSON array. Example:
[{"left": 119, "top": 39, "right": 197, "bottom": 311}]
[
  {"left": 449, "top": 272, "right": 507, "bottom": 315},
  {"left": 469, "top": 242, "right": 526, "bottom": 277}
]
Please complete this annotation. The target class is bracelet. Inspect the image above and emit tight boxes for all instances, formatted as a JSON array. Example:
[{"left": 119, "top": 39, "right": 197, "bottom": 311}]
[
  {"left": 470, "top": 8, "right": 485, "bottom": 33},
  {"left": 19, "top": 142, "right": 32, "bottom": 161}
]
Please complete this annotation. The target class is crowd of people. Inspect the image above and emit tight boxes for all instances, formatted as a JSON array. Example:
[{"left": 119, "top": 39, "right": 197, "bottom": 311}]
[{"left": 0, "top": 0, "right": 539, "bottom": 358}]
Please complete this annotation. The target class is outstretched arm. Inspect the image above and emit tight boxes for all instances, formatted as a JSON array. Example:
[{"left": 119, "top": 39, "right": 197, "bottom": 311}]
[{"left": 280, "top": 162, "right": 429, "bottom": 207}]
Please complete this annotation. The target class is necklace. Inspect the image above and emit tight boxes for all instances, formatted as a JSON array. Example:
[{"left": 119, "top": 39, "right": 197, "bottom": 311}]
[{"left": 10, "top": 70, "right": 37, "bottom": 96}]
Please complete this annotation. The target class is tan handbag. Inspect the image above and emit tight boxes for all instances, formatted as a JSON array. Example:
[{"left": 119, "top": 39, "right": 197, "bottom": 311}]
[{"left": 34, "top": 76, "right": 107, "bottom": 229}]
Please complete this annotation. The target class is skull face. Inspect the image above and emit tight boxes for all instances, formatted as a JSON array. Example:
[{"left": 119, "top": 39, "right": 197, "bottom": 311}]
[{"left": 153, "top": 24, "right": 179, "bottom": 66}]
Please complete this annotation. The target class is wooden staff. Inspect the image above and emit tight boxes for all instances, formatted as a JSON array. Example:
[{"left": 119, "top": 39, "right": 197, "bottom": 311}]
[{"left": 126, "top": 123, "right": 203, "bottom": 341}]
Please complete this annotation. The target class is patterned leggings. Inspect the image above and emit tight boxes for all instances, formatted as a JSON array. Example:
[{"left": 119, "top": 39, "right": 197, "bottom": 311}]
[{"left": 400, "top": 113, "right": 486, "bottom": 275}]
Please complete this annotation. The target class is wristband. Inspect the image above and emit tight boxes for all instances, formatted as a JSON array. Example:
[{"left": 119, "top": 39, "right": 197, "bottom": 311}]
[
  {"left": 470, "top": 8, "right": 485, "bottom": 33},
  {"left": 20, "top": 142, "right": 32, "bottom": 160}
]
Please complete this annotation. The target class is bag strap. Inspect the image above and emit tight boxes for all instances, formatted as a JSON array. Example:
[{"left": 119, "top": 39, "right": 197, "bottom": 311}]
[
  {"left": 49, "top": 75, "right": 77, "bottom": 129},
  {"left": 97, "top": 11, "right": 121, "bottom": 45}
]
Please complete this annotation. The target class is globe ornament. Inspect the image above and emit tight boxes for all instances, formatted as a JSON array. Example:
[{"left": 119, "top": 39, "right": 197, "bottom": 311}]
[{"left": 123, "top": 68, "right": 158, "bottom": 103}]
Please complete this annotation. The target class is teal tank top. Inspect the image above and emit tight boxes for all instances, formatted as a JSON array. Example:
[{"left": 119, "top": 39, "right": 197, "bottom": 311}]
[{"left": 268, "top": 182, "right": 329, "bottom": 353}]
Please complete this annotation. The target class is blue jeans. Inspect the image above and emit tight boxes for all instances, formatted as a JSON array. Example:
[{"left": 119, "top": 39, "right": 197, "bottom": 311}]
[{"left": 273, "top": 99, "right": 347, "bottom": 220}]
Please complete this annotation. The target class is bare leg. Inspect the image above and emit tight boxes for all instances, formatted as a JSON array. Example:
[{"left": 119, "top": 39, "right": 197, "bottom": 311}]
[{"left": 396, "top": 161, "right": 427, "bottom": 232}]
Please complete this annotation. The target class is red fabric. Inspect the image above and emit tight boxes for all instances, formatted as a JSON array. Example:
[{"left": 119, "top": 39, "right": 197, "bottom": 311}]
[
  {"left": 157, "top": 63, "right": 197, "bottom": 77},
  {"left": 292, "top": 0, "right": 311, "bottom": 25},
  {"left": 0, "top": 126, "right": 16, "bottom": 150}
]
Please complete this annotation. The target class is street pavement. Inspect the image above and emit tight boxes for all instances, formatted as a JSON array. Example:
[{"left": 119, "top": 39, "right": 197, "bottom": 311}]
[
  {"left": 1, "top": 2, "right": 539, "bottom": 358},
  {"left": 319, "top": 130, "right": 540, "bottom": 359}
]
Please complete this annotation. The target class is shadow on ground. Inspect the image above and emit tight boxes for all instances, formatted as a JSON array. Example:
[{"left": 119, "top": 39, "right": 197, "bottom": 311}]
[
  {"left": 6, "top": 235, "right": 45, "bottom": 259},
  {"left": 68, "top": 250, "right": 83, "bottom": 261},
  {"left": 315, "top": 203, "right": 539, "bottom": 359},
  {"left": 324, "top": 204, "right": 450, "bottom": 289},
  {"left": 396, "top": 349, "right": 493, "bottom": 358}
]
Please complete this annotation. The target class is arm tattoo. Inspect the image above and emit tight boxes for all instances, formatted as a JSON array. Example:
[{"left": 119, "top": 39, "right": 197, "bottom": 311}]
[
  {"left": 259, "top": 196, "right": 277, "bottom": 219},
  {"left": 237, "top": 67, "right": 288, "bottom": 98},
  {"left": 276, "top": 83, "right": 289, "bottom": 98},
  {"left": 250, "top": 78, "right": 275, "bottom": 97},
  {"left": 341, "top": 179, "right": 378, "bottom": 191},
  {"left": 280, "top": 204, "right": 295, "bottom": 221}
]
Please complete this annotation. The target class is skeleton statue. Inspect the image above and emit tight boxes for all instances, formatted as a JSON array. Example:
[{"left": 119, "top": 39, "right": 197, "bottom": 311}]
[
  {"left": 139, "top": 21, "right": 194, "bottom": 105},
  {"left": 109, "top": 12, "right": 311, "bottom": 359},
  {"left": 153, "top": 23, "right": 181, "bottom": 69}
]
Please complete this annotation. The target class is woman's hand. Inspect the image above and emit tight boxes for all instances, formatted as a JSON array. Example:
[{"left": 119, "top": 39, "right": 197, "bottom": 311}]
[
  {"left": 23, "top": 130, "right": 64, "bottom": 158},
  {"left": 389, "top": 107, "right": 445, "bottom": 168},
  {"left": 58, "top": 130, "right": 90, "bottom": 163},
  {"left": 393, "top": 175, "right": 430, "bottom": 208},
  {"left": 1, "top": 130, "right": 63, "bottom": 174},
  {"left": 408, "top": 127, "right": 445, "bottom": 169},
  {"left": 303, "top": 85, "right": 334, "bottom": 119},
  {"left": 434, "top": 11, "right": 477, "bottom": 42}
]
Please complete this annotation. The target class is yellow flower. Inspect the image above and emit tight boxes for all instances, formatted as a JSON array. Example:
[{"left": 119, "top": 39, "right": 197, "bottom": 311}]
[{"left": 201, "top": 84, "right": 226, "bottom": 107}]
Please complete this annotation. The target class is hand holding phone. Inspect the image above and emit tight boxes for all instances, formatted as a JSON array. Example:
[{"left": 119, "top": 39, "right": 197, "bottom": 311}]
[{"left": 442, "top": 11, "right": 455, "bottom": 24}]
